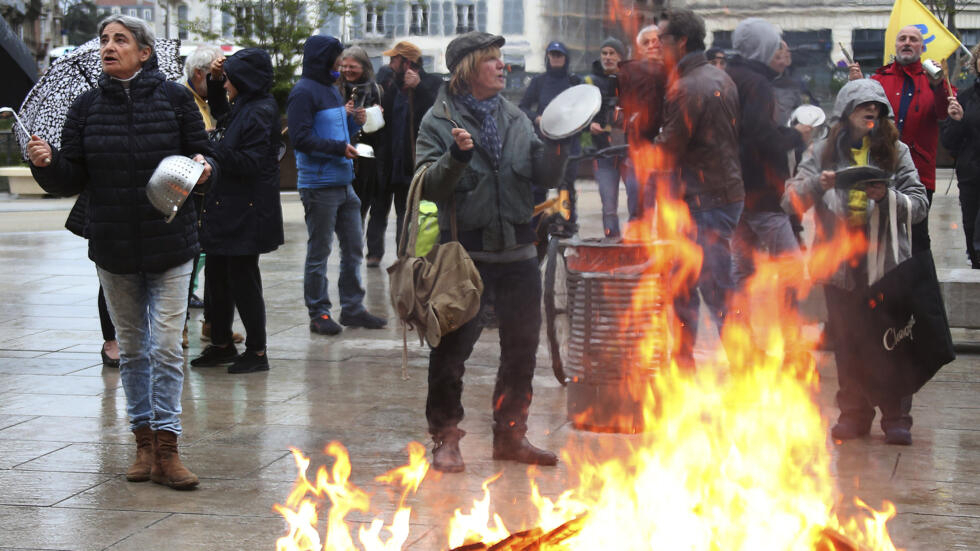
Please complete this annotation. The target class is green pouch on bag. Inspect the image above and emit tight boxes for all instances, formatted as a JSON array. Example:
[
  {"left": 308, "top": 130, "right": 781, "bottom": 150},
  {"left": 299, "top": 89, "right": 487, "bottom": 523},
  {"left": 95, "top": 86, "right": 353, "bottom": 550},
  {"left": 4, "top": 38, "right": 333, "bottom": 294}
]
[{"left": 415, "top": 200, "right": 440, "bottom": 257}]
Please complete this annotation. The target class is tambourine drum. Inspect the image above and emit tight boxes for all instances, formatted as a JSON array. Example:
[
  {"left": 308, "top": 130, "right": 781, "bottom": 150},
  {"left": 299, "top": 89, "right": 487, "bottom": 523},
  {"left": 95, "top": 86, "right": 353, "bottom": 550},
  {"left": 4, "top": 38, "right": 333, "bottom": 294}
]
[{"left": 539, "top": 84, "right": 602, "bottom": 140}]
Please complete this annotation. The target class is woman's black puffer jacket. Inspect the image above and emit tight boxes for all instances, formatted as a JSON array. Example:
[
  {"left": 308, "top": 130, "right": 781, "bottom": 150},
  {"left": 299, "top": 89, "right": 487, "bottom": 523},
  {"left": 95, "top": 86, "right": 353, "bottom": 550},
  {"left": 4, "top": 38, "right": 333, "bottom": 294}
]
[
  {"left": 200, "top": 48, "right": 284, "bottom": 255},
  {"left": 32, "top": 55, "right": 215, "bottom": 274}
]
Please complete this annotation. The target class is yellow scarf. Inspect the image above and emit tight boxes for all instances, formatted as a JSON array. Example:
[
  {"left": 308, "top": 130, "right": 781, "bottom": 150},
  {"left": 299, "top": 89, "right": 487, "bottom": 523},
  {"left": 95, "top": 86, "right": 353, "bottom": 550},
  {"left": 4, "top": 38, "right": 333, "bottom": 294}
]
[
  {"left": 847, "top": 136, "right": 871, "bottom": 227},
  {"left": 184, "top": 80, "right": 216, "bottom": 131}
]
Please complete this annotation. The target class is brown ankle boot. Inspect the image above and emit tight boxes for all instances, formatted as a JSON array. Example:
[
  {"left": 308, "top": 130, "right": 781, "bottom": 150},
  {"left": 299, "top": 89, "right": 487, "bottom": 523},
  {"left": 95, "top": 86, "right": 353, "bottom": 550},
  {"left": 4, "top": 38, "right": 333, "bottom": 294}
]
[
  {"left": 431, "top": 428, "right": 465, "bottom": 473},
  {"left": 125, "top": 425, "right": 154, "bottom": 482},
  {"left": 151, "top": 430, "right": 199, "bottom": 490}
]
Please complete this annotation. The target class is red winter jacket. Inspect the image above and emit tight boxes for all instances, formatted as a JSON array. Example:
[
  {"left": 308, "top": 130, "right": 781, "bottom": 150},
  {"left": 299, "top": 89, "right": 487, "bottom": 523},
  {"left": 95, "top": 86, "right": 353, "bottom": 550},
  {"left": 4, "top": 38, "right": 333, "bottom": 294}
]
[{"left": 872, "top": 61, "right": 953, "bottom": 191}]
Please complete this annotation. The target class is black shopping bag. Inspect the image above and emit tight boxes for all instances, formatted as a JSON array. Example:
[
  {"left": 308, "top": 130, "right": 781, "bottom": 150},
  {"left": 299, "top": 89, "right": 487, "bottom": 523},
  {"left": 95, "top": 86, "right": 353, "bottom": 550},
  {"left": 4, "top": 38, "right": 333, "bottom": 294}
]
[{"left": 853, "top": 250, "right": 955, "bottom": 403}]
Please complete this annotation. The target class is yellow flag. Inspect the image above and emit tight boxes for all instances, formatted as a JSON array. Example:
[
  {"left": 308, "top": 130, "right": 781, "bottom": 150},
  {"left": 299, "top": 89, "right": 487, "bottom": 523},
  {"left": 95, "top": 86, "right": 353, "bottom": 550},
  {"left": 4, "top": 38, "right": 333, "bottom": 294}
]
[{"left": 884, "top": 0, "right": 962, "bottom": 65}]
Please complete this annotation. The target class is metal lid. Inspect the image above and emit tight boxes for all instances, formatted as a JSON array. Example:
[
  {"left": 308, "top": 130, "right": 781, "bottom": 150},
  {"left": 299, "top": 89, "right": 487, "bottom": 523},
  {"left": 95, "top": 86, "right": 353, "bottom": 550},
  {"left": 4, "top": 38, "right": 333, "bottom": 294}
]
[
  {"left": 788, "top": 104, "right": 826, "bottom": 127},
  {"left": 539, "top": 84, "right": 602, "bottom": 140}
]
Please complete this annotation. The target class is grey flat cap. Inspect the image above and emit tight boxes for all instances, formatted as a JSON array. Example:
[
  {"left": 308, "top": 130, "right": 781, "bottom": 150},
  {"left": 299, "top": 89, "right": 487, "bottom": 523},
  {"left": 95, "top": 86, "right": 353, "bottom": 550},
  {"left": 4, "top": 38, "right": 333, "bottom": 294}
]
[{"left": 446, "top": 31, "right": 506, "bottom": 73}]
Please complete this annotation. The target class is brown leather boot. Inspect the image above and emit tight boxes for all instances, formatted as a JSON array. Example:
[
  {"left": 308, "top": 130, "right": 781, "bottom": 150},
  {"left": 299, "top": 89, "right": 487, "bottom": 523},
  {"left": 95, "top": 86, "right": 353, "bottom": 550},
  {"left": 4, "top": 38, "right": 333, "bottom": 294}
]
[
  {"left": 431, "top": 428, "right": 465, "bottom": 473},
  {"left": 492, "top": 432, "right": 558, "bottom": 466},
  {"left": 151, "top": 430, "right": 199, "bottom": 490},
  {"left": 125, "top": 425, "right": 154, "bottom": 482}
]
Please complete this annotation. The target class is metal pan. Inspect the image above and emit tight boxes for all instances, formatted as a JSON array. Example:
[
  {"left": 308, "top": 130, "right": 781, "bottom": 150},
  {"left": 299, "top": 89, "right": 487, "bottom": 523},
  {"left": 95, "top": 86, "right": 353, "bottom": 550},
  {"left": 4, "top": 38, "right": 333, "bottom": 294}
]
[{"left": 539, "top": 84, "right": 602, "bottom": 140}]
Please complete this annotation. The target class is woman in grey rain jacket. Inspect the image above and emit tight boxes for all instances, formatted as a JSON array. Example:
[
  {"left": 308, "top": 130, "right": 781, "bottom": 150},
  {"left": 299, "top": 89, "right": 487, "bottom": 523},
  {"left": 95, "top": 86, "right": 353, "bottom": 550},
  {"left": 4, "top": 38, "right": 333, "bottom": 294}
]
[
  {"left": 414, "top": 32, "right": 567, "bottom": 474},
  {"left": 783, "top": 78, "right": 928, "bottom": 445}
]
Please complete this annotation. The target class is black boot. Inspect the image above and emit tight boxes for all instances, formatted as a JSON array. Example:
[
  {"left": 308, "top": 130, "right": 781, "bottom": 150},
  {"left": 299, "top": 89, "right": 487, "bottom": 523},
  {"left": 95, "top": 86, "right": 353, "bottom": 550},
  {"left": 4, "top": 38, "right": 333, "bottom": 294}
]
[
  {"left": 492, "top": 432, "right": 558, "bottom": 466},
  {"left": 431, "top": 428, "right": 465, "bottom": 473}
]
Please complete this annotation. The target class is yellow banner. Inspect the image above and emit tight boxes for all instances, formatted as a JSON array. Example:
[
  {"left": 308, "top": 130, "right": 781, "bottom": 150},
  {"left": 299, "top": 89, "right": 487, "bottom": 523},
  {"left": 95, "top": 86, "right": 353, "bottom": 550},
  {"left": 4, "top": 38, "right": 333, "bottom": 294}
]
[{"left": 883, "top": 0, "right": 962, "bottom": 65}]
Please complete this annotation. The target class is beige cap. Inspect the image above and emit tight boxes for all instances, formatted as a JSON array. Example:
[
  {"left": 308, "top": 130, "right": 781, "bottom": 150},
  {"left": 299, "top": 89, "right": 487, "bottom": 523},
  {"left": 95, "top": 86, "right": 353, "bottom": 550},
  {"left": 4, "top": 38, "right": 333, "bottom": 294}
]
[{"left": 382, "top": 41, "right": 422, "bottom": 63}]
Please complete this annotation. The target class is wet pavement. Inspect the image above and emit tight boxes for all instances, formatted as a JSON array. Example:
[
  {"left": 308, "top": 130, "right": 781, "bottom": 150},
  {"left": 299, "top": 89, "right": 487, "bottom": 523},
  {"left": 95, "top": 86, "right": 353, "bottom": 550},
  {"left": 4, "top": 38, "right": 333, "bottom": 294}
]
[{"left": 0, "top": 174, "right": 978, "bottom": 550}]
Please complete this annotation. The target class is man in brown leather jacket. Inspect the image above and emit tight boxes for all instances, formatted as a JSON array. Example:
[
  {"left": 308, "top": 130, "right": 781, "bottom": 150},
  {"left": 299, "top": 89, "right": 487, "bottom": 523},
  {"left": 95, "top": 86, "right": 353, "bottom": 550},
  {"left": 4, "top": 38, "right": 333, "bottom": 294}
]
[{"left": 655, "top": 8, "right": 744, "bottom": 370}]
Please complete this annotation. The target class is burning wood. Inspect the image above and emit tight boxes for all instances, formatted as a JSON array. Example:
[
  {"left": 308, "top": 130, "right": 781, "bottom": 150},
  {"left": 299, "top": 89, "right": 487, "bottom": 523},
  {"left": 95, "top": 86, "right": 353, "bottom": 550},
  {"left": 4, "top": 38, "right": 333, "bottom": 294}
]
[{"left": 449, "top": 515, "right": 588, "bottom": 551}]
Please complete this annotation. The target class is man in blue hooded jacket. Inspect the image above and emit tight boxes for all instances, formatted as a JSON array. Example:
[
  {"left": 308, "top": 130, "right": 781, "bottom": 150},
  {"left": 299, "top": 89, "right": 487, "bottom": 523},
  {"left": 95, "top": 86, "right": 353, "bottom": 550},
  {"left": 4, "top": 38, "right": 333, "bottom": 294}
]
[{"left": 287, "top": 35, "right": 386, "bottom": 335}]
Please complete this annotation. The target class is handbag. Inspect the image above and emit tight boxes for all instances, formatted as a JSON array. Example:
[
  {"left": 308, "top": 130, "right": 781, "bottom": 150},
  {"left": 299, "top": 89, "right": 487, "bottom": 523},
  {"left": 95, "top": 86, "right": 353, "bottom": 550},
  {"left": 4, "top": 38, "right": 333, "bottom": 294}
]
[
  {"left": 852, "top": 191, "right": 955, "bottom": 403},
  {"left": 387, "top": 163, "right": 484, "bottom": 374}
]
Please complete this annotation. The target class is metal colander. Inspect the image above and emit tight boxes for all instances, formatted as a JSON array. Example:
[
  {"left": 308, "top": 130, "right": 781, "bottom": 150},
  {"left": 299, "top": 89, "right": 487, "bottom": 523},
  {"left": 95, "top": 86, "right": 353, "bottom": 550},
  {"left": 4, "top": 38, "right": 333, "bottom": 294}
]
[{"left": 146, "top": 155, "right": 204, "bottom": 223}]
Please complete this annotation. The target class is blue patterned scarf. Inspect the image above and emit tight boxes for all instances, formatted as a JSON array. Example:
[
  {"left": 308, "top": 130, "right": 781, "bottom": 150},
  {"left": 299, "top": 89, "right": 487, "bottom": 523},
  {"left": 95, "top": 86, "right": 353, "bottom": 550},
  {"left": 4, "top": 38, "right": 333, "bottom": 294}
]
[{"left": 458, "top": 93, "right": 502, "bottom": 167}]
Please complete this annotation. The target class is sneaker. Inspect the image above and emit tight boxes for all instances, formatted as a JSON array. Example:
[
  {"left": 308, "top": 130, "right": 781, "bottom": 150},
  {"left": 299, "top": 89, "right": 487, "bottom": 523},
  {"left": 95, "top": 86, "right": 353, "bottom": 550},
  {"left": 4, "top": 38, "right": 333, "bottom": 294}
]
[
  {"left": 884, "top": 428, "right": 912, "bottom": 446},
  {"left": 228, "top": 350, "right": 270, "bottom": 374},
  {"left": 190, "top": 343, "right": 239, "bottom": 367},
  {"left": 188, "top": 294, "right": 205, "bottom": 308},
  {"left": 340, "top": 310, "right": 387, "bottom": 329},
  {"left": 310, "top": 314, "right": 342, "bottom": 335},
  {"left": 365, "top": 256, "right": 381, "bottom": 268}
]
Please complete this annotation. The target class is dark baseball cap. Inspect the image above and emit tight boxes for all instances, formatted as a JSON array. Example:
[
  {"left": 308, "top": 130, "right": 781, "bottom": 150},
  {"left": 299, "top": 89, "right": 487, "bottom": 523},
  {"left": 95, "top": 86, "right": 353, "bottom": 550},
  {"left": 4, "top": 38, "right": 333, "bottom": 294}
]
[{"left": 446, "top": 31, "right": 506, "bottom": 73}]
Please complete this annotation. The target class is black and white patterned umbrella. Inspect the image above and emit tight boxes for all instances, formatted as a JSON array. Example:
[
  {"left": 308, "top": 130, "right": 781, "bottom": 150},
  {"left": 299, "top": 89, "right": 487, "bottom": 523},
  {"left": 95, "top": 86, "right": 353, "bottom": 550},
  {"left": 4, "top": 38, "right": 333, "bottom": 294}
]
[{"left": 13, "top": 37, "right": 182, "bottom": 156}]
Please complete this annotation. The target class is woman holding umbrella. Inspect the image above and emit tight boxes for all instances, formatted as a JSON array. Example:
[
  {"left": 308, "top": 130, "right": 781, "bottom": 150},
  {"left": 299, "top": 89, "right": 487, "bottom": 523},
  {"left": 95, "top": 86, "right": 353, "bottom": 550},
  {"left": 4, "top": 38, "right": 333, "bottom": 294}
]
[
  {"left": 26, "top": 14, "right": 215, "bottom": 490},
  {"left": 189, "top": 48, "right": 284, "bottom": 374}
]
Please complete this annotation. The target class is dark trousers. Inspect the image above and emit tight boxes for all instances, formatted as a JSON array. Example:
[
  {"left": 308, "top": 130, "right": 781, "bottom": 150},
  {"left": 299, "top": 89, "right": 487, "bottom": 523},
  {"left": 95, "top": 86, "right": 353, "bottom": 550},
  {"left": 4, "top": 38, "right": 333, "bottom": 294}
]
[
  {"left": 98, "top": 285, "right": 115, "bottom": 341},
  {"left": 958, "top": 181, "right": 980, "bottom": 267},
  {"left": 205, "top": 254, "right": 266, "bottom": 352},
  {"left": 365, "top": 185, "right": 408, "bottom": 260},
  {"left": 426, "top": 257, "right": 541, "bottom": 438},
  {"left": 352, "top": 156, "right": 379, "bottom": 223},
  {"left": 911, "top": 188, "right": 933, "bottom": 252},
  {"left": 824, "top": 285, "right": 913, "bottom": 432}
]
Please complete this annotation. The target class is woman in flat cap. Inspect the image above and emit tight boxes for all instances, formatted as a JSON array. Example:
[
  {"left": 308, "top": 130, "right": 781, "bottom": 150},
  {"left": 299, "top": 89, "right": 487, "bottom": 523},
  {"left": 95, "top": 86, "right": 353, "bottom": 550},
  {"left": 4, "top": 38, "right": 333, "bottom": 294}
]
[{"left": 414, "top": 31, "right": 568, "bottom": 473}]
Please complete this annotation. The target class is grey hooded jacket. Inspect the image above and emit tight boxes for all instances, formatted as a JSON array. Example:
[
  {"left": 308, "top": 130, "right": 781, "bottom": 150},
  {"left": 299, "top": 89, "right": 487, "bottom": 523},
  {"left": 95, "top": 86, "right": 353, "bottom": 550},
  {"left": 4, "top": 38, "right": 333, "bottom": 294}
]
[
  {"left": 416, "top": 85, "right": 566, "bottom": 256},
  {"left": 782, "top": 79, "right": 929, "bottom": 291}
]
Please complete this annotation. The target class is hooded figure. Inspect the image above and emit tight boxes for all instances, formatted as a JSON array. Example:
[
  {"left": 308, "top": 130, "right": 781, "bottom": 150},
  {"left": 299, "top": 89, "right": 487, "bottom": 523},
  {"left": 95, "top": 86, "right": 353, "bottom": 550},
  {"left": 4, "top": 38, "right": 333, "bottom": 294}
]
[
  {"left": 724, "top": 18, "right": 809, "bottom": 291},
  {"left": 201, "top": 47, "right": 283, "bottom": 256},
  {"left": 192, "top": 47, "right": 285, "bottom": 374},
  {"left": 783, "top": 78, "right": 928, "bottom": 291},
  {"left": 287, "top": 35, "right": 356, "bottom": 187},
  {"left": 518, "top": 40, "right": 583, "bottom": 216},
  {"left": 783, "top": 78, "right": 930, "bottom": 447},
  {"left": 519, "top": 41, "right": 582, "bottom": 130},
  {"left": 286, "top": 34, "right": 387, "bottom": 335}
]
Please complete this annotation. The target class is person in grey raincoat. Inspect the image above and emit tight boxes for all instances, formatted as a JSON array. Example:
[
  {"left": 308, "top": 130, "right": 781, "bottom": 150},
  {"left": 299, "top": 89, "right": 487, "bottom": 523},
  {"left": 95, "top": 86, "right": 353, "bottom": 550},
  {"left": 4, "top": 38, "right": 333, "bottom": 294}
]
[
  {"left": 783, "top": 78, "right": 928, "bottom": 445},
  {"left": 414, "top": 31, "right": 567, "bottom": 473}
]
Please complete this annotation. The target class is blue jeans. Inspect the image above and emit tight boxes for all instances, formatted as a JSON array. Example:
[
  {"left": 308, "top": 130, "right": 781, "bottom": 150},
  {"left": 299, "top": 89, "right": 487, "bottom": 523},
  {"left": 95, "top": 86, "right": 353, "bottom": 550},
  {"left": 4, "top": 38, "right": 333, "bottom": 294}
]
[
  {"left": 674, "top": 201, "right": 743, "bottom": 368},
  {"left": 731, "top": 210, "right": 803, "bottom": 288},
  {"left": 98, "top": 260, "right": 192, "bottom": 434},
  {"left": 595, "top": 156, "right": 638, "bottom": 238},
  {"left": 299, "top": 185, "right": 366, "bottom": 319}
]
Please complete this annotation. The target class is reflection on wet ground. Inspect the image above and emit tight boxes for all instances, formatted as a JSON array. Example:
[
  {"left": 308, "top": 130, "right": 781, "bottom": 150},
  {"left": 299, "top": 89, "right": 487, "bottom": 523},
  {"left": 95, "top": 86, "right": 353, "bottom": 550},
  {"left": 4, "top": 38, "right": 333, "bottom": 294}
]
[{"left": 0, "top": 177, "right": 977, "bottom": 549}]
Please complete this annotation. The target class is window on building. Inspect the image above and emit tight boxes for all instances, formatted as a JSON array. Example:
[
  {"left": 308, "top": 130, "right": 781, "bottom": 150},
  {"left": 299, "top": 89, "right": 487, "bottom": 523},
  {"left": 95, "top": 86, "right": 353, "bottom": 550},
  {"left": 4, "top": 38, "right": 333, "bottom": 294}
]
[
  {"left": 221, "top": 12, "right": 234, "bottom": 38},
  {"left": 783, "top": 29, "right": 832, "bottom": 67},
  {"left": 143, "top": 9, "right": 152, "bottom": 21},
  {"left": 852, "top": 28, "right": 886, "bottom": 67},
  {"left": 456, "top": 1, "right": 474, "bottom": 34},
  {"left": 959, "top": 28, "right": 980, "bottom": 49},
  {"left": 428, "top": 2, "right": 440, "bottom": 35},
  {"left": 111, "top": 6, "right": 121, "bottom": 15},
  {"left": 409, "top": 2, "right": 429, "bottom": 35},
  {"left": 711, "top": 30, "right": 732, "bottom": 49},
  {"left": 442, "top": 2, "right": 454, "bottom": 35},
  {"left": 127, "top": 8, "right": 137, "bottom": 17},
  {"left": 177, "top": 5, "right": 188, "bottom": 40},
  {"left": 501, "top": 0, "right": 523, "bottom": 34},
  {"left": 365, "top": 3, "right": 385, "bottom": 36}
]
